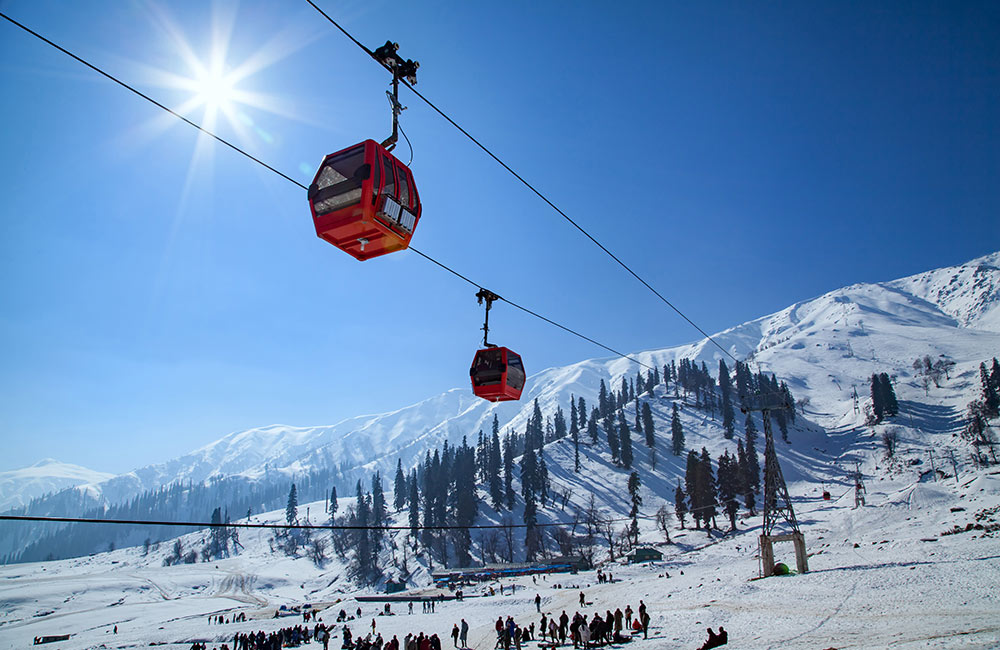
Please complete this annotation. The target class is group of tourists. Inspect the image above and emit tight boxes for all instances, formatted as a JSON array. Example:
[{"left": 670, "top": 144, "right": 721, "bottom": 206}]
[
  {"left": 209, "top": 612, "right": 249, "bottom": 625},
  {"left": 533, "top": 599, "right": 649, "bottom": 649},
  {"left": 697, "top": 627, "right": 728, "bottom": 649},
  {"left": 228, "top": 623, "right": 331, "bottom": 650}
]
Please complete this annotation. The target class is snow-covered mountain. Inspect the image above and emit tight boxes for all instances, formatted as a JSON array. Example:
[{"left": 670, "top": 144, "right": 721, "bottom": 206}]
[
  {"left": 0, "top": 459, "right": 113, "bottom": 512},
  {"left": 4, "top": 252, "right": 997, "bottom": 552}
]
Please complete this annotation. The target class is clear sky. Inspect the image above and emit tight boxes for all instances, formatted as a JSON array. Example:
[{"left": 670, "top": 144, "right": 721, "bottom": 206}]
[{"left": 1, "top": 0, "right": 997, "bottom": 474}]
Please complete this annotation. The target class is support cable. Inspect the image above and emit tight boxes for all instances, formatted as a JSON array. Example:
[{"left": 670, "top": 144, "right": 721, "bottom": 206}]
[
  {"left": 302, "top": 0, "right": 739, "bottom": 364},
  {"left": 0, "top": 513, "right": 637, "bottom": 532},
  {"left": 0, "top": 9, "right": 650, "bottom": 371}
]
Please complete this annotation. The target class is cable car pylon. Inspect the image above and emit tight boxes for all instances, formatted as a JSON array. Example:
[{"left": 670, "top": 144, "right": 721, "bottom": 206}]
[{"left": 470, "top": 289, "right": 525, "bottom": 402}]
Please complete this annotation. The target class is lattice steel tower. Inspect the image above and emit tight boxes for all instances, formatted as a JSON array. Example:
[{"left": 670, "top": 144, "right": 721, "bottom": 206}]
[{"left": 741, "top": 390, "right": 809, "bottom": 577}]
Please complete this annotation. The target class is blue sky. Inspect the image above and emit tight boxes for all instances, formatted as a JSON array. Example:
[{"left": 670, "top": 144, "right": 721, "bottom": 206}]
[{"left": 1, "top": 0, "right": 997, "bottom": 474}]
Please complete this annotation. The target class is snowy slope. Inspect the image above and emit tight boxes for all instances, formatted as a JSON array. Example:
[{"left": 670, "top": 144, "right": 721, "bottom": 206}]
[
  {"left": 2, "top": 467, "right": 998, "bottom": 649},
  {"left": 0, "top": 459, "right": 113, "bottom": 512},
  {"left": 9, "top": 252, "right": 999, "bottom": 536}
]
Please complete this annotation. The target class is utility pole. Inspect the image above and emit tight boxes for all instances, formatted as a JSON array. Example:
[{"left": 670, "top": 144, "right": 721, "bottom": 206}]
[
  {"left": 741, "top": 389, "right": 808, "bottom": 577},
  {"left": 944, "top": 449, "right": 960, "bottom": 485}
]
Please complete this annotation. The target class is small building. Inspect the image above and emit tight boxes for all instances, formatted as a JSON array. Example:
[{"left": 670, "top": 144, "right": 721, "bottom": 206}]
[
  {"left": 627, "top": 548, "right": 662, "bottom": 564},
  {"left": 385, "top": 579, "right": 407, "bottom": 594}
]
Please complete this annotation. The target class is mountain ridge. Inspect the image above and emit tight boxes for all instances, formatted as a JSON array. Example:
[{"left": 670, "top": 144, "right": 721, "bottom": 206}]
[{"left": 2, "top": 250, "right": 997, "bottom": 533}]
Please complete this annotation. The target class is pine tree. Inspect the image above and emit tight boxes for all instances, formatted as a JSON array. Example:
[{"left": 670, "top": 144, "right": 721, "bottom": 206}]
[
  {"left": 453, "top": 437, "right": 478, "bottom": 566},
  {"left": 407, "top": 470, "right": 419, "bottom": 536},
  {"left": 671, "top": 403, "right": 684, "bottom": 455},
  {"left": 605, "top": 411, "right": 620, "bottom": 462},
  {"left": 634, "top": 398, "right": 642, "bottom": 432},
  {"left": 393, "top": 460, "right": 406, "bottom": 511},
  {"left": 354, "top": 481, "right": 373, "bottom": 578},
  {"left": 717, "top": 451, "right": 740, "bottom": 531},
  {"left": 744, "top": 425, "right": 761, "bottom": 497},
  {"left": 329, "top": 485, "right": 338, "bottom": 518},
  {"left": 880, "top": 373, "right": 899, "bottom": 417},
  {"left": 619, "top": 410, "right": 633, "bottom": 469},
  {"left": 578, "top": 396, "right": 587, "bottom": 429},
  {"left": 737, "top": 440, "right": 756, "bottom": 515},
  {"left": 745, "top": 412, "right": 758, "bottom": 448},
  {"left": 719, "top": 360, "right": 735, "bottom": 439},
  {"left": 870, "top": 373, "right": 886, "bottom": 422},
  {"left": 627, "top": 471, "right": 642, "bottom": 545},
  {"left": 286, "top": 484, "right": 298, "bottom": 526},
  {"left": 674, "top": 481, "right": 687, "bottom": 529},
  {"left": 554, "top": 406, "right": 568, "bottom": 441},
  {"left": 570, "top": 396, "right": 579, "bottom": 436},
  {"left": 371, "top": 471, "right": 386, "bottom": 527},
  {"left": 503, "top": 435, "right": 515, "bottom": 509},
  {"left": 571, "top": 407, "right": 581, "bottom": 473},
  {"left": 981, "top": 363, "right": 999, "bottom": 418},
  {"left": 697, "top": 447, "right": 718, "bottom": 535},
  {"left": 588, "top": 408, "right": 600, "bottom": 444},
  {"left": 599, "top": 379, "right": 609, "bottom": 418},
  {"left": 489, "top": 430, "right": 504, "bottom": 509},
  {"left": 641, "top": 401, "right": 655, "bottom": 448},
  {"left": 685, "top": 450, "right": 700, "bottom": 529}
]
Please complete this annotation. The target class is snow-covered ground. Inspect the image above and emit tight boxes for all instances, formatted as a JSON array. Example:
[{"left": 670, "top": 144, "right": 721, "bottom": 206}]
[{"left": 3, "top": 459, "right": 998, "bottom": 650}]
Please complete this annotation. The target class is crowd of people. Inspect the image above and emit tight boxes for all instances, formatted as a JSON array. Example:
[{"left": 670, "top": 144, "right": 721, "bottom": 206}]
[
  {"left": 179, "top": 566, "right": 731, "bottom": 650},
  {"left": 485, "top": 598, "right": 650, "bottom": 650}
]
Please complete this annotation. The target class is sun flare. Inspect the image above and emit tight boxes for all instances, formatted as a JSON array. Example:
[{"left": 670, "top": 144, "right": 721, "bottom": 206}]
[{"left": 192, "top": 64, "right": 236, "bottom": 114}]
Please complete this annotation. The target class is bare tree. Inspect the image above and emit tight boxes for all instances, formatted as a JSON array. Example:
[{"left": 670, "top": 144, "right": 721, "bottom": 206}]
[
  {"left": 501, "top": 516, "right": 516, "bottom": 562},
  {"left": 308, "top": 537, "right": 328, "bottom": 567},
  {"left": 552, "top": 527, "right": 575, "bottom": 556},
  {"left": 615, "top": 525, "right": 632, "bottom": 555},
  {"left": 598, "top": 516, "right": 617, "bottom": 562},
  {"left": 583, "top": 494, "right": 600, "bottom": 538},
  {"left": 882, "top": 427, "right": 900, "bottom": 458},
  {"left": 654, "top": 504, "right": 672, "bottom": 544},
  {"left": 479, "top": 530, "right": 499, "bottom": 564}
]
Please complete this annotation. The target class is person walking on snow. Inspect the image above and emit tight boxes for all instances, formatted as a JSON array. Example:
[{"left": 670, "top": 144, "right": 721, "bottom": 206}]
[
  {"left": 460, "top": 619, "right": 469, "bottom": 648},
  {"left": 535, "top": 593, "right": 542, "bottom": 612}
]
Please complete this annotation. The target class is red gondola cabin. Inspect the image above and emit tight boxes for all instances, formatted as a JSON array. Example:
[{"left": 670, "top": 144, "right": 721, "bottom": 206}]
[
  {"left": 470, "top": 347, "right": 525, "bottom": 402},
  {"left": 308, "top": 139, "right": 421, "bottom": 261}
]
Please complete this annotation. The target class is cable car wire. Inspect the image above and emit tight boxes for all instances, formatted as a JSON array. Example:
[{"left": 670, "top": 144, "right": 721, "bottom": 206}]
[
  {"left": 0, "top": 12, "right": 306, "bottom": 192},
  {"left": 0, "top": 513, "right": 639, "bottom": 532},
  {"left": 0, "top": 9, "right": 650, "bottom": 372},
  {"left": 408, "top": 248, "right": 652, "bottom": 370},
  {"left": 302, "top": 0, "right": 740, "bottom": 365}
]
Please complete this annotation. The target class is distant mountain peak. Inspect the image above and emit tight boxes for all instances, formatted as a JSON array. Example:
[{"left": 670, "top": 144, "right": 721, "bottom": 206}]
[{"left": 0, "top": 460, "right": 114, "bottom": 512}]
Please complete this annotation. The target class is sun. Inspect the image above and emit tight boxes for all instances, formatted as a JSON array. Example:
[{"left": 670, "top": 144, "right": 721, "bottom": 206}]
[
  {"left": 192, "top": 63, "right": 236, "bottom": 115},
  {"left": 131, "top": 1, "right": 315, "bottom": 149}
]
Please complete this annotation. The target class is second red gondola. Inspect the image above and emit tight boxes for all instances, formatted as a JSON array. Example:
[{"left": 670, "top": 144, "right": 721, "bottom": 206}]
[
  {"left": 307, "top": 139, "right": 421, "bottom": 261},
  {"left": 470, "top": 346, "right": 525, "bottom": 402}
]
